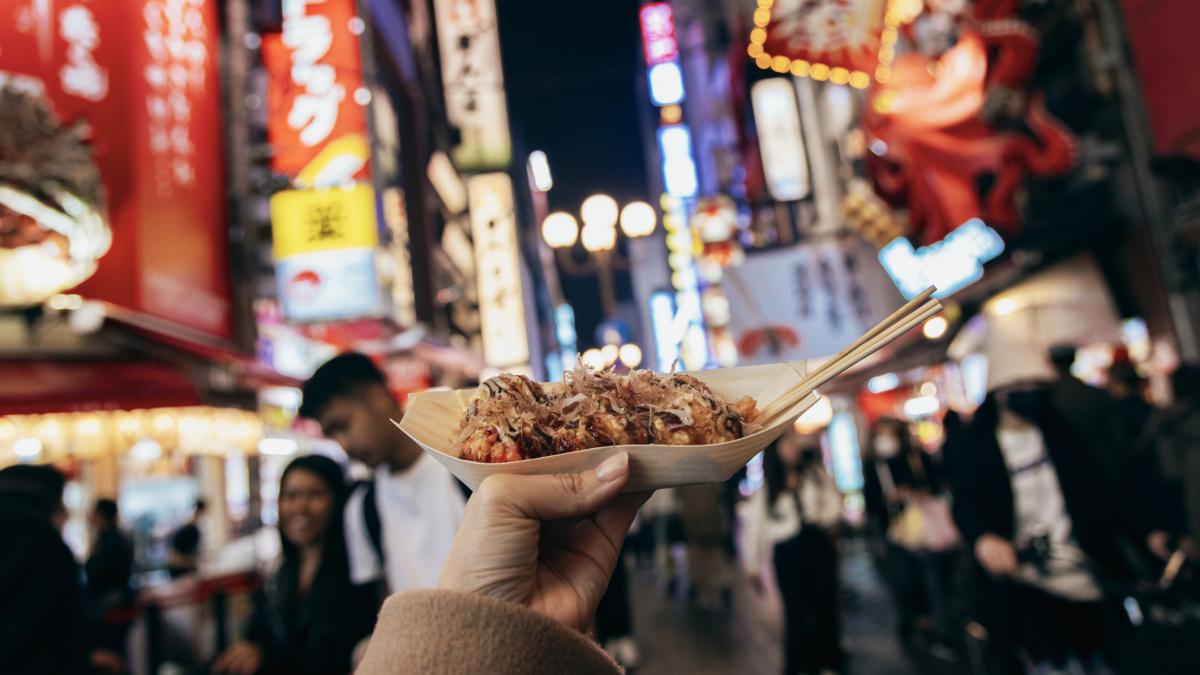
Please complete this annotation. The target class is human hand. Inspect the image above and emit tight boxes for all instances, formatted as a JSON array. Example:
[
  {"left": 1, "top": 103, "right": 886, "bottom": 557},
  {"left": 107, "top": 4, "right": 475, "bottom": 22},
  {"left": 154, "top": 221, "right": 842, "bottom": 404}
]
[
  {"left": 213, "top": 641, "right": 263, "bottom": 675},
  {"left": 438, "top": 452, "right": 649, "bottom": 632},
  {"left": 975, "top": 534, "right": 1018, "bottom": 576}
]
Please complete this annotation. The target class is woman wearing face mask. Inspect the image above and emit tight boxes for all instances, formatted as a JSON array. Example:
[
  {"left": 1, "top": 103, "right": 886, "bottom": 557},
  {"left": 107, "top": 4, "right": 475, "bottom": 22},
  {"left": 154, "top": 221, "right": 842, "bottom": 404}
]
[
  {"left": 214, "top": 455, "right": 378, "bottom": 675},
  {"left": 744, "top": 431, "right": 844, "bottom": 675},
  {"left": 861, "top": 417, "right": 958, "bottom": 655}
]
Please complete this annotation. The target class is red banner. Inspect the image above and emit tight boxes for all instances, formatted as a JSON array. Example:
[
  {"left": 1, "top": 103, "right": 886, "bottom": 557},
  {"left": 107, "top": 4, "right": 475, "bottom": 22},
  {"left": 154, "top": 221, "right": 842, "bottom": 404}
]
[
  {"left": 0, "top": 0, "right": 232, "bottom": 339},
  {"left": 1121, "top": 0, "right": 1200, "bottom": 162},
  {"left": 261, "top": 0, "right": 369, "bottom": 180}
]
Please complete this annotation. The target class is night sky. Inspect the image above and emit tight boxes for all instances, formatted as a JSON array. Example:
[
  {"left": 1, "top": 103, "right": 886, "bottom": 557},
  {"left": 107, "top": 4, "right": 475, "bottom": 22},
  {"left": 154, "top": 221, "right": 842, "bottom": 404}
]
[{"left": 496, "top": 0, "right": 650, "bottom": 349}]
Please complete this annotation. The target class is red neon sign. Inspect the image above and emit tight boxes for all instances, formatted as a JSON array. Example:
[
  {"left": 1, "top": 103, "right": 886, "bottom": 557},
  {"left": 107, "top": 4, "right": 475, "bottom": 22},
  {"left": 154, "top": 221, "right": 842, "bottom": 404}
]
[{"left": 639, "top": 3, "right": 678, "bottom": 66}]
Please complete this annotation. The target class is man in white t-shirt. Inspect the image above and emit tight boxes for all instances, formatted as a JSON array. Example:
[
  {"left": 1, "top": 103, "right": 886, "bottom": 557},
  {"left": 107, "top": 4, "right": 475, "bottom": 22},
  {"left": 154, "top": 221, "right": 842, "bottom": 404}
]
[{"left": 300, "top": 353, "right": 466, "bottom": 593}]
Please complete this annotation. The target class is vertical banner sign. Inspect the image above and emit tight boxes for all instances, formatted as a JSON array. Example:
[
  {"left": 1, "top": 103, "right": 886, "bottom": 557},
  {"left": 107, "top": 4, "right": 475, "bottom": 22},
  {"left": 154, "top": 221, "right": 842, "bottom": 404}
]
[
  {"left": 467, "top": 173, "right": 529, "bottom": 368},
  {"left": 261, "top": 0, "right": 370, "bottom": 185},
  {"left": 750, "top": 78, "right": 811, "bottom": 202},
  {"left": 433, "top": 0, "right": 512, "bottom": 170},
  {"left": 0, "top": 0, "right": 232, "bottom": 339},
  {"left": 269, "top": 184, "right": 383, "bottom": 322}
]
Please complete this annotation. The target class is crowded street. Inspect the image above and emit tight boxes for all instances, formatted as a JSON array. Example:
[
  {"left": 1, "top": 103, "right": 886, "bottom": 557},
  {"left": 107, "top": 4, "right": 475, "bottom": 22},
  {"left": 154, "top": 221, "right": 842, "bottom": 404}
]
[{"left": 3, "top": 0, "right": 1200, "bottom": 674}]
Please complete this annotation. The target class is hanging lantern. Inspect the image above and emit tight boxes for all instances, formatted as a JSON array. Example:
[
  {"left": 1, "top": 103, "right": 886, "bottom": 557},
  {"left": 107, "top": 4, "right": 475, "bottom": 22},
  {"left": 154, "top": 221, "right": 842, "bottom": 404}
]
[{"left": 0, "top": 88, "right": 110, "bottom": 307}]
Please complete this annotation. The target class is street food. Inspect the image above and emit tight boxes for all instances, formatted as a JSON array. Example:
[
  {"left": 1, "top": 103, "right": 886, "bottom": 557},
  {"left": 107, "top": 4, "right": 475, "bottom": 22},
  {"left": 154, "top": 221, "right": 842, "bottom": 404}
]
[{"left": 454, "top": 365, "right": 761, "bottom": 463}]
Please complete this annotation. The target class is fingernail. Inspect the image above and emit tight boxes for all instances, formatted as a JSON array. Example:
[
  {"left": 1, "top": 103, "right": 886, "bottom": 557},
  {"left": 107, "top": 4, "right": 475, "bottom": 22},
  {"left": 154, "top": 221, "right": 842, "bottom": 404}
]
[{"left": 596, "top": 452, "right": 628, "bottom": 482}]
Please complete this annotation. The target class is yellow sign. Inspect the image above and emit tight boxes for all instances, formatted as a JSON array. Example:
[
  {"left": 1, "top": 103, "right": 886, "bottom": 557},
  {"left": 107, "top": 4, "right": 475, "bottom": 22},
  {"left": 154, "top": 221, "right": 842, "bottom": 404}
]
[{"left": 270, "top": 183, "right": 379, "bottom": 259}]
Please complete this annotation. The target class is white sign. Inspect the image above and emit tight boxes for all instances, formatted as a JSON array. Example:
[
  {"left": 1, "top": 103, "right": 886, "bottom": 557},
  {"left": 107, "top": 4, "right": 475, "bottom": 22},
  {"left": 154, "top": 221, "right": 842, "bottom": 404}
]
[
  {"left": 725, "top": 242, "right": 900, "bottom": 365},
  {"left": 433, "top": 0, "right": 512, "bottom": 170},
  {"left": 878, "top": 218, "right": 1005, "bottom": 300},
  {"left": 276, "top": 247, "right": 383, "bottom": 322},
  {"left": 467, "top": 173, "right": 529, "bottom": 368},
  {"left": 750, "top": 78, "right": 810, "bottom": 202}
]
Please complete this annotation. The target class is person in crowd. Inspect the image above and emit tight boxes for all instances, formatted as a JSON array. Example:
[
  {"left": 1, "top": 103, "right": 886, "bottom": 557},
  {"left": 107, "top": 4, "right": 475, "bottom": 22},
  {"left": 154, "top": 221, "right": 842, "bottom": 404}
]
[
  {"left": 1047, "top": 344, "right": 1129, "bottom": 480},
  {"left": 0, "top": 464, "right": 89, "bottom": 674},
  {"left": 952, "top": 382, "right": 1161, "bottom": 673},
  {"left": 862, "top": 417, "right": 957, "bottom": 656},
  {"left": 744, "top": 432, "right": 844, "bottom": 675},
  {"left": 167, "top": 498, "right": 207, "bottom": 577},
  {"left": 85, "top": 498, "right": 135, "bottom": 665},
  {"left": 214, "top": 454, "right": 377, "bottom": 675},
  {"left": 355, "top": 452, "right": 644, "bottom": 675},
  {"left": 1107, "top": 358, "right": 1156, "bottom": 444},
  {"left": 677, "top": 481, "right": 733, "bottom": 608},
  {"left": 299, "top": 352, "right": 466, "bottom": 595},
  {"left": 1137, "top": 363, "right": 1200, "bottom": 545}
]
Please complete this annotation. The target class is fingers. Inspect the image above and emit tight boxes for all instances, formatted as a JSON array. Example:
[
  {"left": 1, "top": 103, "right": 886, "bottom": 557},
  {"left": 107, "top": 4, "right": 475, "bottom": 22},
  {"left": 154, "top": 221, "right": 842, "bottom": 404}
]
[
  {"left": 478, "top": 452, "right": 631, "bottom": 522},
  {"left": 595, "top": 491, "right": 652, "bottom": 547}
]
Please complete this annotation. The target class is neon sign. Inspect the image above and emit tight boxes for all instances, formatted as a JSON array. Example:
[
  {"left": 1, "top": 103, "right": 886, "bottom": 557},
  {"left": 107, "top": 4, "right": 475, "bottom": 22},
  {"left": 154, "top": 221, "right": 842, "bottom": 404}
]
[{"left": 878, "top": 218, "right": 1005, "bottom": 299}]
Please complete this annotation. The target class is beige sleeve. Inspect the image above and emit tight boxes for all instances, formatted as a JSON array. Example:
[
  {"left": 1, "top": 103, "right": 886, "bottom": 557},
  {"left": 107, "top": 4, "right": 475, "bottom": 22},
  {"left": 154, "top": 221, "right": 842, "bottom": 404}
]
[{"left": 355, "top": 589, "right": 621, "bottom": 675}]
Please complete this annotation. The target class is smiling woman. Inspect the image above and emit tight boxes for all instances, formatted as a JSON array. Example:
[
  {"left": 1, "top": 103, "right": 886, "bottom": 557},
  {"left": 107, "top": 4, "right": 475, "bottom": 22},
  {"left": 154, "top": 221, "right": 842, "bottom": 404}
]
[{"left": 213, "top": 455, "right": 379, "bottom": 675}]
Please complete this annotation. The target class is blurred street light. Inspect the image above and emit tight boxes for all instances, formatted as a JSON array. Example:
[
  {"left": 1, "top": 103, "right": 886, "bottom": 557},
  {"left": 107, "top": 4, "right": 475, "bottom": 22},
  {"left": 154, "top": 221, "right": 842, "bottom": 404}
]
[
  {"left": 581, "top": 220, "right": 618, "bottom": 253},
  {"left": 619, "top": 201, "right": 657, "bottom": 238},
  {"left": 580, "top": 194, "right": 619, "bottom": 230},
  {"left": 618, "top": 343, "right": 643, "bottom": 368},
  {"left": 542, "top": 193, "right": 659, "bottom": 319},
  {"left": 542, "top": 211, "right": 579, "bottom": 249}
]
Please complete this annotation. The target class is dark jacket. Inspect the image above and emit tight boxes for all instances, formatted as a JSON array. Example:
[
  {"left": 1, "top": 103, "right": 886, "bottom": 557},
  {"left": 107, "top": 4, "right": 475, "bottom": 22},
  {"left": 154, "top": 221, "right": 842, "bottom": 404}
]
[
  {"left": 243, "top": 560, "right": 378, "bottom": 674},
  {"left": 86, "top": 526, "right": 133, "bottom": 600},
  {"left": 0, "top": 495, "right": 89, "bottom": 674},
  {"left": 862, "top": 448, "right": 940, "bottom": 534},
  {"left": 1049, "top": 375, "right": 1129, "bottom": 481},
  {"left": 952, "top": 390, "right": 1150, "bottom": 582}
]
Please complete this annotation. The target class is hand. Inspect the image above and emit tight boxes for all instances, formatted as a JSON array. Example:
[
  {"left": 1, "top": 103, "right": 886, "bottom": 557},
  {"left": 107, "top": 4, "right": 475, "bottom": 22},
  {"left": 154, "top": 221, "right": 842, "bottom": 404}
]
[
  {"left": 1147, "top": 530, "right": 1172, "bottom": 560},
  {"left": 975, "top": 534, "right": 1018, "bottom": 576},
  {"left": 438, "top": 452, "right": 649, "bottom": 632},
  {"left": 213, "top": 641, "right": 263, "bottom": 675}
]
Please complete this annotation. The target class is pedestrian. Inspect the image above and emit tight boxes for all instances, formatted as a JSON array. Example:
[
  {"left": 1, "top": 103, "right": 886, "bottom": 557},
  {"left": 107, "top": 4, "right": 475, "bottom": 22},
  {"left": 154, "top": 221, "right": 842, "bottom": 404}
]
[
  {"left": 167, "top": 498, "right": 206, "bottom": 578},
  {"left": 744, "top": 432, "right": 844, "bottom": 675},
  {"left": 862, "top": 417, "right": 958, "bottom": 655},
  {"left": 953, "top": 382, "right": 1160, "bottom": 673},
  {"left": 1137, "top": 363, "right": 1200, "bottom": 546},
  {"left": 677, "top": 481, "right": 733, "bottom": 608},
  {"left": 1107, "top": 358, "right": 1155, "bottom": 444},
  {"left": 0, "top": 464, "right": 89, "bottom": 674},
  {"left": 355, "top": 452, "right": 644, "bottom": 675},
  {"left": 299, "top": 352, "right": 466, "bottom": 594},
  {"left": 85, "top": 498, "right": 135, "bottom": 669},
  {"left": 1047, "top": 344, "right": 1128, "bottom": 480},
  {"left": 214, "top": 455, "right": 377, "bottom": 675}
]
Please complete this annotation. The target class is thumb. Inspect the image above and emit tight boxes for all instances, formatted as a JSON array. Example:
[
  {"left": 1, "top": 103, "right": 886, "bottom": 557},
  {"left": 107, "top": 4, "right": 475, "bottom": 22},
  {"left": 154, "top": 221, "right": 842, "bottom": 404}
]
[{"left": 480, "top": 451, "right": 631, "bottom": 522}]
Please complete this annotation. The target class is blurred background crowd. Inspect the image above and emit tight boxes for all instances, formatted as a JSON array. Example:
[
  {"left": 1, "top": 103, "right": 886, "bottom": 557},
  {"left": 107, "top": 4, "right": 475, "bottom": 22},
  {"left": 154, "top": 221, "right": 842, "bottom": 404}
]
[{"left": 3, "top": 0, "right": 1200, "bottom": 673}]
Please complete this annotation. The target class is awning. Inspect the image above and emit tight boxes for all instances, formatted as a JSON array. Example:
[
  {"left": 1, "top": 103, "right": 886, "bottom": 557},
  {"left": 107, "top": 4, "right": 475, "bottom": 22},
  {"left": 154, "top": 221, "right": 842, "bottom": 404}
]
[{"left": 0, "top": 360, "right": 200, "bottom": 415}]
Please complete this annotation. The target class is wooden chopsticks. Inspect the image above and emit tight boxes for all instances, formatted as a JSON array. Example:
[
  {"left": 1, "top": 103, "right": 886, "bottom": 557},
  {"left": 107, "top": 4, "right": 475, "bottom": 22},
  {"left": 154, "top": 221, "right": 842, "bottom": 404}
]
[{"left": 758, "top": 287, "right": 943, "bottom": 423}]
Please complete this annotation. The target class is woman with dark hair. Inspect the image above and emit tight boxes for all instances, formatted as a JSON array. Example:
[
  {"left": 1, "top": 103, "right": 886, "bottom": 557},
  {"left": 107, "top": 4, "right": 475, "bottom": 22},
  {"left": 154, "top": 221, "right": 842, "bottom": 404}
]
[
  {"left": 744, "top": 431, "right": 843, "bottom": 675},
  {"left": 215, "top": 455, "right": 378, "bottom": 675}
]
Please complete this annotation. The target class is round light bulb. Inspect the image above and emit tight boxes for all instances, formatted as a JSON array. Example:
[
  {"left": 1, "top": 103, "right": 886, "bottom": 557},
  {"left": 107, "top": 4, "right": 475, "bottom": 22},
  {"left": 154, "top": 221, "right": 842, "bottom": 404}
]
[
  {"left": 581, "top": 348, "right": 606, "bottom": 370},
  {"left": 541, "top": 211, "right": 579, "bottom": 249},
  {"left": 922, "top": 315, "right": 948, "bottom": 340},
  {"left": 581, "top": 221, "right": 617, "bottom": 252},
  {"left": 619, "top": 201, "right": 657, "bottom": 238},
  {"left": 618, "top": 343, "right": 643, "bottom": 368},
  {"left": 580, "top": 194, "right": 619, "bottom": 228},
  {"left": 600, "top": 344, "right": 620, "bottom": 367}
]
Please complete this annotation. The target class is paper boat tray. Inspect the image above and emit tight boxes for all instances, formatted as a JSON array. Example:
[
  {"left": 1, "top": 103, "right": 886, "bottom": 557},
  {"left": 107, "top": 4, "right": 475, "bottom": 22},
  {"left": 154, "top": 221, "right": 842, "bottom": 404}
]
[{"left": 397, "top": 362, "right": 819, "bottom": 492}]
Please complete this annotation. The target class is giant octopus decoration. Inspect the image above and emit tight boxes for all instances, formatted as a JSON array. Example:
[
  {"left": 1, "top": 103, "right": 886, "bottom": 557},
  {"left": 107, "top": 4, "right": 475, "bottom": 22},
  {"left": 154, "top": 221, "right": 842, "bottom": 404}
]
[{"left": 864, "top": 1, "right": 1076, "bottom": 246}]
